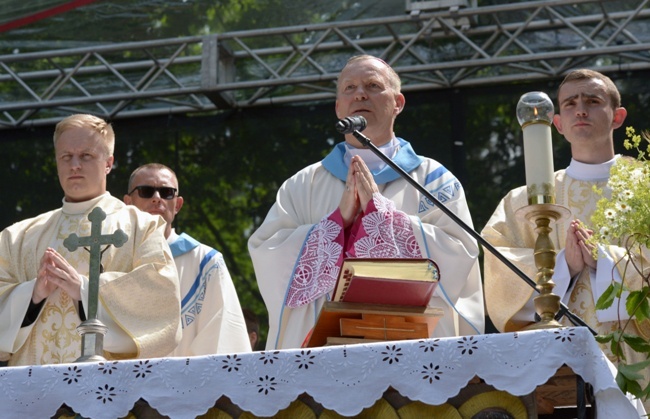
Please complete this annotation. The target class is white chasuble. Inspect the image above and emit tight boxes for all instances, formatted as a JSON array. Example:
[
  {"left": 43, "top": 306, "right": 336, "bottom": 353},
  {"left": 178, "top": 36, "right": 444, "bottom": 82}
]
[
  {"left": 168, "top": 231, "right": 251, "bottom": 356},
  {"left": 249, "top": 138, "right": 484, "bottom": 350},
  {"left": 0, "top": 193, "right": 181, "bottom": 366}
]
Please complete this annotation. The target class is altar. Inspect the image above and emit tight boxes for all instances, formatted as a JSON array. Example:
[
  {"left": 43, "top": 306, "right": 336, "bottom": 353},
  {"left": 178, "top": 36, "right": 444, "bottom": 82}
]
[{"left": 0, "top": 327, "right": 641, "bottom": 418}]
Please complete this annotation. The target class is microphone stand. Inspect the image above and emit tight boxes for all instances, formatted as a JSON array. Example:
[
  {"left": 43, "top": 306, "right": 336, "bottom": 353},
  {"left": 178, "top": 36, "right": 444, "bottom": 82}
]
[{"left": 351, "top": 129, "right": 596, "bottom": 336}]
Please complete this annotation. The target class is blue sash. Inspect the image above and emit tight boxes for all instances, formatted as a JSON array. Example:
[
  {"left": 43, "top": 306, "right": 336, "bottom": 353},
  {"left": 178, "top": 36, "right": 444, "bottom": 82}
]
[
  {"left": 169, "top": 232, "right": 200, "bottom": 258},
  {"left": 321, "top": 137, "right": 423, "bottom": 185}
]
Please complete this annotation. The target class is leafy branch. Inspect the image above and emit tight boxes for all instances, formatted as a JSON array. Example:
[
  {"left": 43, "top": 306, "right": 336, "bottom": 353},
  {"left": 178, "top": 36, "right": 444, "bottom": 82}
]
[{"left": 587, "top": 127, "right": 650, "bottom": 402}]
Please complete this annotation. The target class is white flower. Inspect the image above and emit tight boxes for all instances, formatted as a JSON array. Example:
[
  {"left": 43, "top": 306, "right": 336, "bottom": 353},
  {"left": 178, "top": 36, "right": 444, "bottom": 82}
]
[
  {"left": 604, "top": 208, "right": 617, "bottom": 219},
  {"left": 599, "top": 226, "right": 610, "bottom": 241},
  {"left": 615, "top": 201, "right": 632, "bottom": 213},
  {"left": 618, "top": 189, "right": 634, "bottom": 200},
  {"left": 629, "top": 168, "right": 646, "bottom": 181}
]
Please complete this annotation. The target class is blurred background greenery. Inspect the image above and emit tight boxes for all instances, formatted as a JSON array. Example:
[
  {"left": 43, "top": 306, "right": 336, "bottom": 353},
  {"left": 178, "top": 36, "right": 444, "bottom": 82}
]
[{"left": 2, "top": 0, "right": 649, "bottom": 347}]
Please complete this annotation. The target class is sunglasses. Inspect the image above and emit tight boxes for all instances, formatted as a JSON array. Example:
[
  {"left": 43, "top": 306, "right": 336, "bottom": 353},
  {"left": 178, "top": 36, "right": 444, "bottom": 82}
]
[{"left": 128, "top": 185, "right": 177, "bottom": 200}]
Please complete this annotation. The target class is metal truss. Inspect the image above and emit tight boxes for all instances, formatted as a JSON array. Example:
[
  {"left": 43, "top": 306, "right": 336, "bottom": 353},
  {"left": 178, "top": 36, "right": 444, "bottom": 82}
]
[{"left": 1, "top": 0, "right": 649, "bottom": 129}]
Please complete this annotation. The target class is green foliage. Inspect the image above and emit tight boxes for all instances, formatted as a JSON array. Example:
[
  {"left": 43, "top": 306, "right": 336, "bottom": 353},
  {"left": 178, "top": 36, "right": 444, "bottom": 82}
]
[
  {"left": 595, "top": 281, "right": 622, "bottom": 311},
  {"left": 616, "top": 358, "right": 650, "bottom": 401},
  {"left": 4, "top": 49, "right": 650, "bottom": 353},
  {"left": 595, "top": 333, "right": 613, "bottom": 344},
  {"left": 599, "top": 330, "right": 650, "bottom": 365},
  {"left": 0, "top": 128, "right": 61, "bottom": 223},
  {"left": 623, "top": 334, "right": 650, "bottom": 354},
  {"left": 588, "top": 128, "right": 650, "bottom": 240},
  {"left": 627, "top": 287, "right": 650, "bottom": 323},
  {"left": 0, "top": 0, "right": 405, "bottom": 53},
  {"left": 586, "top": 126, "right": 650, "bottom": 402}
]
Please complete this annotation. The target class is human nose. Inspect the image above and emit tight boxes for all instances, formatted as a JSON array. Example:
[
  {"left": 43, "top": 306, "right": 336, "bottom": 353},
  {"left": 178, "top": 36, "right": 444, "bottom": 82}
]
[
  {"left": 575, "top": 103, "right": 588, "bottom": 117},
  {"left": 353, "top": 86, "right": 367, "bottom": 101},
  {"left": 70, "top": 156, "right": 82, "bottom": 170}
]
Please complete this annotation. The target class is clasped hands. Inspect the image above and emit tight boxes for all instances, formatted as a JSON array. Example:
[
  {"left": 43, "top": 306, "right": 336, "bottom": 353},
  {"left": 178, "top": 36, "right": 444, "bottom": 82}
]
[
  {"left": 33, "top": 247, "right": 82, "bottom": 304},
  {"left": 566, "top": 219, "right": 597, "bottom": 278},
  {"left": 339, "top": 155, "right": 380, "bottom": 229}
]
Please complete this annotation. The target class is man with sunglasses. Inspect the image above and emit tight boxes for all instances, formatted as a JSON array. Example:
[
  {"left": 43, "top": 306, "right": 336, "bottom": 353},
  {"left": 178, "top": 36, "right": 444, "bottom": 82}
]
[
  {"left": 125, "top": 163, "right": 251, "bottom": 356},
  {"left": 0, "top": 114, "right": 182, "bottom": 366}
]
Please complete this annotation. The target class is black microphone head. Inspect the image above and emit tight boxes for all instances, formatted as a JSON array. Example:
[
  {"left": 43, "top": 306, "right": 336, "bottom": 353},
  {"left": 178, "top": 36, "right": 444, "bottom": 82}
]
[{"left": 335, "top": 115, "right": 367, "bottom": 134}]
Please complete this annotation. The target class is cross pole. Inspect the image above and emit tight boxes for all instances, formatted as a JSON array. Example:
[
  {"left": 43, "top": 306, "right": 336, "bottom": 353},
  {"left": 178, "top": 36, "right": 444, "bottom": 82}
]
[{"left": 63, "top": 206, "right": 128, "bottom": 362}]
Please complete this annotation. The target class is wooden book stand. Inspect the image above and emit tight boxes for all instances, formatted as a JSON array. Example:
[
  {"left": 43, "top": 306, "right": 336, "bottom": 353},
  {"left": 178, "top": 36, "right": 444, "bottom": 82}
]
[{"left": 305, "top": 301, "right": 443, "bottom": 347}]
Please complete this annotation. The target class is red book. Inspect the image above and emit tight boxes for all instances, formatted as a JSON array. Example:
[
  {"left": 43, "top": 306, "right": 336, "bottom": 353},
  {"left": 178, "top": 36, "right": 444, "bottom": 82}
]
[{"left": 332, "top": 258, "right": 440, "bottom": 307}]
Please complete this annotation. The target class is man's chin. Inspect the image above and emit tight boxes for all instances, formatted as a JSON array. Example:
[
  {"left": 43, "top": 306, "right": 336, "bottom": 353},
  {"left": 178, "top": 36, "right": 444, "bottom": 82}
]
[
  {"left": 64, "top": 194, "right": 93, "bottom": 203},
  {"left": 63, "top": 187, "right": 103, "bottom": 203}
]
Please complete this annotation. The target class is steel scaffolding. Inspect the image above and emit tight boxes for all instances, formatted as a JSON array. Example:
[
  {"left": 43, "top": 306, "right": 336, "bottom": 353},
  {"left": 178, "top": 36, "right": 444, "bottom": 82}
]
[{"left": 1, "top": 0, "right": 649, "bottom": 129}]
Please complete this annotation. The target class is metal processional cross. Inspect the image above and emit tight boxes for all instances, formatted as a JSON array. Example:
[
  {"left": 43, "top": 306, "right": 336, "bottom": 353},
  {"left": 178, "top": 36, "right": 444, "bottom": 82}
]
[{"left": 63, "top": 207, "right": 128, "bottom": 363}]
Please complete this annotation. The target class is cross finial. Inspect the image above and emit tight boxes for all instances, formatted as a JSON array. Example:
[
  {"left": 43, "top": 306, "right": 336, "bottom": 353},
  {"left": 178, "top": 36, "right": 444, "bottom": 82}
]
[
  {"left": 63, "top": 206, "right": 128, "bottom": 362},
  {"left": 64, "top": 207, "right": 128, "bottom": 319}
]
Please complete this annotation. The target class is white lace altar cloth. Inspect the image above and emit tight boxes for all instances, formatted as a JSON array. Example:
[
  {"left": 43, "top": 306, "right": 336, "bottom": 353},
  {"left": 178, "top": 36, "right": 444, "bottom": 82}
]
[{"left": 0, "top": 327, "right": 641, "bottom": 418}]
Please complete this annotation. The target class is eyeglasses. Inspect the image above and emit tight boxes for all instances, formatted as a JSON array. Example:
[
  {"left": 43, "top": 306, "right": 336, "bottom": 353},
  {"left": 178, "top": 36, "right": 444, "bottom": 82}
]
[{"left": 128, "top": 185, "right": 177, "bottom": 200}]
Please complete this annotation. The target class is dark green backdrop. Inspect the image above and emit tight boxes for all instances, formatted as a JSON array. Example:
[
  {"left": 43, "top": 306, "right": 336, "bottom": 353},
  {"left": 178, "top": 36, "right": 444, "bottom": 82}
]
[{"left": 2, "top": 71, "right": 647, "bottom": 344}]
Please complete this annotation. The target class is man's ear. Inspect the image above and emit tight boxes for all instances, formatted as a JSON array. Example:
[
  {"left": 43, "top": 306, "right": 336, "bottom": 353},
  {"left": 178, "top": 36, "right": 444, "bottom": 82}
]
[
  {"left": 106, "top": 155, "right": 114, "bottom": 174},
  {"left": 175, "top": 196, "right": 184, "bottom": 214},
  {"left": 552, "top": 114, "right": 564, "bottom": 135},
  {"left": 612, "top": 107, "right": 627, "bottom": 129},
  {"left": 123, "top": 194, "right": 132, "bottom": 205},
  {"left": 394, "top": 93, "right": 405, "bottom": 115}
]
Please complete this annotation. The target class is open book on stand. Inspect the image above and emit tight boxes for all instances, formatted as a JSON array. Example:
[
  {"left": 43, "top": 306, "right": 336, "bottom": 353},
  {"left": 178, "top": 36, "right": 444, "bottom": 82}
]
[
  {"left": 332, "top": 258, "right": 441, "bottom": 307},
  {"left": 305, "top": 258, "right": 443, "bottom": 347}
]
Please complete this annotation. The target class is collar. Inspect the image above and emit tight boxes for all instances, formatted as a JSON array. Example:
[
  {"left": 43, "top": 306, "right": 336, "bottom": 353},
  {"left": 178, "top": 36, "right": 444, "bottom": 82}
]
[
  {"left": 62, "top": 192, "right": 110, "bottom": 215},
  {"left": 565, "top": 155, "right": 619, "bottom": 182},
  {"left": 321, "top": 137, "right": 423, "bottom": 185},
  {"left": 169, "top": 231, "right": 200, "bottom": 257},
  {"left": 343, "top": 137, "right": 400, "bottom": 172},
  {"left": 167, "top": 229, "right": 178, "bottom": 244}
]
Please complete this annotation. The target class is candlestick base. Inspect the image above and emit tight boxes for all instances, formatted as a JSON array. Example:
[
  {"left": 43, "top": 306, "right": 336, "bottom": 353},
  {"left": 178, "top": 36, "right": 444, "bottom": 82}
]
[
  {"left": 516, "top": 203, "right": 571, "bottom": 331},
  {"left": 75, "top": 318, "right": 108, "bottom": 363}
]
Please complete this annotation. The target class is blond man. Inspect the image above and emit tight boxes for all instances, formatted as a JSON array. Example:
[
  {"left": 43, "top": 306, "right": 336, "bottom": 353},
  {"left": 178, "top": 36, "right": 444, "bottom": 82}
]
[{"left": 0, "top": 114, "right": 181, "bottom": 366}]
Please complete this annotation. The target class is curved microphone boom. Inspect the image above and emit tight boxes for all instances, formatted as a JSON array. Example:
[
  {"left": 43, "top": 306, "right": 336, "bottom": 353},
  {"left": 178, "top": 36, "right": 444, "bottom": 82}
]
[{"left": 335, "top": 116, "right": 367, "bottom": 134}]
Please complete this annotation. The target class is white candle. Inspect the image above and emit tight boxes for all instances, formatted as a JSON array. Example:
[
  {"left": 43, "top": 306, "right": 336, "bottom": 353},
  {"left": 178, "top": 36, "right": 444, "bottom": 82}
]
[
  {"left": 523, "top": 123, "right": 554, "bottom": 202},
  {"left": 517, "top": 92, "right": 556, "bottom": 205}
]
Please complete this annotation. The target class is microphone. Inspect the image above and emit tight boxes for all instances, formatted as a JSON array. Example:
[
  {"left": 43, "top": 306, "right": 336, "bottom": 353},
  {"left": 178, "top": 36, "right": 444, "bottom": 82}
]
[{"left": 335, "top": 116, "right": 367, "bottom": 134}]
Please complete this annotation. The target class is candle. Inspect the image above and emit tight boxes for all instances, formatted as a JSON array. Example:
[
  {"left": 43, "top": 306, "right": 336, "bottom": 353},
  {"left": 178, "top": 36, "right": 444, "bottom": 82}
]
[{"left": 516, "top": 91, "right": 555, "bottom": 205}]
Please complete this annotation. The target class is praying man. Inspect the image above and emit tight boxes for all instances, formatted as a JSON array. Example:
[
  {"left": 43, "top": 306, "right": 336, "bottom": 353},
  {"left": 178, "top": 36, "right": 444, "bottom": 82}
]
[{"left": 0, "top": 114, "right": 181, "bottom": 366}]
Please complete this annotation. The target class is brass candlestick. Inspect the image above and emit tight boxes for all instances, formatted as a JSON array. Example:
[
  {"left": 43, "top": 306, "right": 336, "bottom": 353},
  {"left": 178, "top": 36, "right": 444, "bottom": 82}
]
[
  {"left": 516, "top": 203, "right": 570, "bottom": 330},
  {"left": 515, "top": 91, "right": 570, "bottom": 330}
]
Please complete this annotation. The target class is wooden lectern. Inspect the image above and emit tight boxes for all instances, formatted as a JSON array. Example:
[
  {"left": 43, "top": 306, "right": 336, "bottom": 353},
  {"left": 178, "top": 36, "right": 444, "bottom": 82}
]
[{"left": 305, "top": 301, "right": 443, "bottom": 347}]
